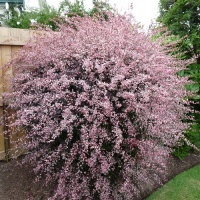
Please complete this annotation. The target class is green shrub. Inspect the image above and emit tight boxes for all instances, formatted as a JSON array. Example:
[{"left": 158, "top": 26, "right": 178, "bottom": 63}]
[{"left": 172, "top": 125, "right": 200, "bottom": 159}]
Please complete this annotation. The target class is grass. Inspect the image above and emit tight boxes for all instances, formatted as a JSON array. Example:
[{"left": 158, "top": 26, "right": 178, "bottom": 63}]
[{"left": 146, "top": 164, "right": 200, "bottom": 200}]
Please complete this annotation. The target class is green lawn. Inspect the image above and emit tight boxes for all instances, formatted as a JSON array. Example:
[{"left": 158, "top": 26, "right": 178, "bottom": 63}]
[{"left": 146, "top": 164, "right": 200, "bottom": 200}]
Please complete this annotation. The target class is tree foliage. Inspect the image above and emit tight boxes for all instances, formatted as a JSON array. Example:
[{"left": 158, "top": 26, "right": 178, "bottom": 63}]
[
  {"left": 158, "top": 0, "right": 200, "bottom": 62},
  {"left": 159, "top": 0, "right": 176, "bottom": 18},
  {"left": 5, "top": 4, "right": 59, "bottom": 30},
  {"left": 4, "top": 0, "right": 114, "bottom": 30},
  {"left": 4, "top": 14, "right": 191, "bottom": 199},
  {"left": 158, "top": 0, "right": 200, "bottom": 158},
  {"left": 59, "top": 0, "right": 113, "bottom": 18}
]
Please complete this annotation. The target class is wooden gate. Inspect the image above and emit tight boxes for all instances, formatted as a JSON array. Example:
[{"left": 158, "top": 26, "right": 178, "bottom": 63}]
[{"left": 0, "top": 27, "right": 39, "bottom": 160}]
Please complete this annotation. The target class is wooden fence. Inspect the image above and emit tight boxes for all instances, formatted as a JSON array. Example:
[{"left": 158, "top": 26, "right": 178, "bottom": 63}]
[{"left": 0, "top": 27, "right": 40, "bottom": 160}]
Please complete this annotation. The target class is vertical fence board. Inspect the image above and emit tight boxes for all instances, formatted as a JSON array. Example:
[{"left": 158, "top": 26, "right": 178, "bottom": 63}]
[
  {"left": 0, "top": 46, "right": 3, "bottom": 106},
  {"left": 2, "top": 46, "right": 12, "bottom": 94},
  {"left": 0, "top": 44, "right": 3, "bottom": 159},
  {"left": 0, "top": 107, "right": 4, "bottom": 160}
]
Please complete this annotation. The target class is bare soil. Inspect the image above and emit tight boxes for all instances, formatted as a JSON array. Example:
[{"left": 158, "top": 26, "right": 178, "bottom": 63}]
[
  {"left": 0, "top": 157, "right": 53, "bottom": 200},
  {"left": 0, "top": 153, "right": 199, "bottom": 200}
]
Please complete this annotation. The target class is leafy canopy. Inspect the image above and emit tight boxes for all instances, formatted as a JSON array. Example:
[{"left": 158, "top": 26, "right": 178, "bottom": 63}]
[
  {"left": 4, "top": 0, "right": 114, "bottom": 30},
  {"left": 158, "top": 0, "right": 200, "bottom": 158},
  {"left": 158, "top": 0, "right": 200, "bottom": 61}
]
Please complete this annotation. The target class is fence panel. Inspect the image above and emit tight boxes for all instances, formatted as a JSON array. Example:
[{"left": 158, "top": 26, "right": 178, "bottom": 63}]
[{"left": 0, "top": 27, "right": 40, "bottom": 160}]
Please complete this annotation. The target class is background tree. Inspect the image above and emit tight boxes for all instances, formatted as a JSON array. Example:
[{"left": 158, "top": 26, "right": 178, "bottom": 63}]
[
  {"left": 158, "top": 0, "right": 200, "bottom": 61},
  {"left": 4, "top": 0, "right": 59, "bottom": 30},
  {"left": 59, "top": 0, "right": 86, "bottom": 17},
  {"left": 4, "top": 0, "right": 114, "bottom": 29},
  {"left": 158, "top": 0, "right": 200, "bottom": 158},
  {"left": 159, "top": 0, "right": 176, "bottom": 17}
]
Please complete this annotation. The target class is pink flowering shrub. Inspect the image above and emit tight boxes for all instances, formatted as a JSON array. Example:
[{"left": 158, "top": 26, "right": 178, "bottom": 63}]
[{"left": 5, "top": 14, "right": 189, "bottom": 199}]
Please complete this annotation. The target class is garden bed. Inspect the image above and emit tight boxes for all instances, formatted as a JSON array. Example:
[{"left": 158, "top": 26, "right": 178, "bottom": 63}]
[{"left": 0, "top": 152, "right": 199, "bottom": 200}]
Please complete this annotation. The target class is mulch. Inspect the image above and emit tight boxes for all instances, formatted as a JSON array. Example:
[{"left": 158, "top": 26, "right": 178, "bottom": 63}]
[
  {"left": 0, "top": 157, "right": 53, "bottom": 200},
  {"left": 142, "top": 152, "right": 200, "bottom": 199},
  {"left": 0, "top": 152, "right": 200, "bottom": 200}
]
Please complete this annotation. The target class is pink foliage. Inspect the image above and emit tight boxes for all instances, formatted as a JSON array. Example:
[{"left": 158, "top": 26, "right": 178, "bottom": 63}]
[{"left": 5, "top": 14, "right": 189, "bottom": 199}]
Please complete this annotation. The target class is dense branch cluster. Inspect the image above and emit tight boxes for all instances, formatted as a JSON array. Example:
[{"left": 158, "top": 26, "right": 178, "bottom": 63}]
[{"left": 5, "top": 14, "right": 189, "bottom": 199}]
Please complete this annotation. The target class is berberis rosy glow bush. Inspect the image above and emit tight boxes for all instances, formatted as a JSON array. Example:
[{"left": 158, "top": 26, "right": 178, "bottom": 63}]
[{"left": 5, "top": 14, "right": 190, "bottom": 199}]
